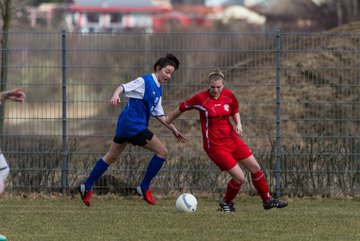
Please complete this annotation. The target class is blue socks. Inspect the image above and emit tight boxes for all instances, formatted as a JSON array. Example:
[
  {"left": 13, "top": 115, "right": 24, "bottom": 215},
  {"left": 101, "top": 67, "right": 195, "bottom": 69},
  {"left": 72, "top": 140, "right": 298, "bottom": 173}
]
[
  {"left": 140, "top": 155, "right": 166, "bottom": 190},
  {"left": 84, "top": 158, "right": 109, "bottom": 190},
  {"left": 84, "top": 155, "right": 165, "bottom": 191}
]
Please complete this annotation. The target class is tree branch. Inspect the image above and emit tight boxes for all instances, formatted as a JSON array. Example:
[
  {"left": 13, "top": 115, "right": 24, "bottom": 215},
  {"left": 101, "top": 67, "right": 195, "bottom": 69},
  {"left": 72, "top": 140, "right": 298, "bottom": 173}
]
[{"left": 0, "top": 1, "right": 4, "bottom": 17}]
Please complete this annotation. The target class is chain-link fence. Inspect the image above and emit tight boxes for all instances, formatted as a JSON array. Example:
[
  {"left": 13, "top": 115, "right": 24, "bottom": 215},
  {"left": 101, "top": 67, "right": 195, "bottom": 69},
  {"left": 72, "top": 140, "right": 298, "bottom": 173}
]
[{"left": 1, "top": 31, "right": 359, "bottom": 197}]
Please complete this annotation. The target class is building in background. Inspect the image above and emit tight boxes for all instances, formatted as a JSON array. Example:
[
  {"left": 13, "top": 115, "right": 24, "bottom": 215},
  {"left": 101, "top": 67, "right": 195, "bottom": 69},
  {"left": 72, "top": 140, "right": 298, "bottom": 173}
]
[
  {"left": 23, "top": 0, "right": 270, "bottom": 32},
  {"left": 66, "top": 0, "right": 195, "bottom": 33}
]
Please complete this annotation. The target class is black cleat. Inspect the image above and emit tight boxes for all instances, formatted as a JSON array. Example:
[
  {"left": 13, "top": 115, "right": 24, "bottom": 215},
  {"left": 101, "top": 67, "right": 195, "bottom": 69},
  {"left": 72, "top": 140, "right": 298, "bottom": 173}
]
[
  {"left": 219, "top": 198, "right": 235, "bottom": 212},
  {"left": 263, "top": 199, "right": 288, "bottom": 210}
]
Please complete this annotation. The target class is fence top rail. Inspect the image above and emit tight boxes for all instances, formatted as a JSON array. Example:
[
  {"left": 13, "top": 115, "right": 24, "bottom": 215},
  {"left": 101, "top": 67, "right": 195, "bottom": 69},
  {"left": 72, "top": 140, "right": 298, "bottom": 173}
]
[{"left": 1, "top": 31, "right": 359, "bottom": 36}]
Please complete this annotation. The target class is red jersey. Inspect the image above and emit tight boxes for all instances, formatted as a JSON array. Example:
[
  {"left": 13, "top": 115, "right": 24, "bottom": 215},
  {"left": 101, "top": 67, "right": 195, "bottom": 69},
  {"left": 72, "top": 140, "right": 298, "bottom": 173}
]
[{"left": 179, "top": 89, "right": 240, "bottom": 150}]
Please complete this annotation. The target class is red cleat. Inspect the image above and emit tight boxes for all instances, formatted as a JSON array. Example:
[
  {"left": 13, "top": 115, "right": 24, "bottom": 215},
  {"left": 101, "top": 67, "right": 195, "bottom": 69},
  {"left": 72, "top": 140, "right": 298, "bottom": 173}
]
[
  {"left": 143, "top": 189, "right": 156, "bottom": 205},
  {"left": 79, "top": 184, "right": 93, "bottom": 207},
  {"left": 136, "top": 186, "right": 156, "bottom": 205}
]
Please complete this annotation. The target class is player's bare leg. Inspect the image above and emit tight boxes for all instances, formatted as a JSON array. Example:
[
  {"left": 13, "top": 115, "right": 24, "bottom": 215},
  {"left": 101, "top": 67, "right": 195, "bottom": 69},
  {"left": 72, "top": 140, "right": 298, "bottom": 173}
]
[
  {"left": 80, "top": 142, "right": 128, "bottom": 207},
  {"left": 136, "top": 135, "right": 168, "bottom": 205}
]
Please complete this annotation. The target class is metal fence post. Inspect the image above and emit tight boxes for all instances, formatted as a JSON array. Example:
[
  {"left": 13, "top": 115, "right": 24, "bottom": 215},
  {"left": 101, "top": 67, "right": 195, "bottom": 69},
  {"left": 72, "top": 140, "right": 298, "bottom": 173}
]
[
  {"left": 61, "top": 30, "right": 68, "bottom": 193},
  {"left": 275, "top": 30, "right": 281, "bottom": 198}
]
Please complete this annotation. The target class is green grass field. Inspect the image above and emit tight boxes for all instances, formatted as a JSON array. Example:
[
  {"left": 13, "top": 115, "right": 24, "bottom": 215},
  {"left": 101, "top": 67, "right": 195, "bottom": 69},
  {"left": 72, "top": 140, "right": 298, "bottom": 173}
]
[{"left": 1, "top": 195, "right": 360, "bottom": 241}]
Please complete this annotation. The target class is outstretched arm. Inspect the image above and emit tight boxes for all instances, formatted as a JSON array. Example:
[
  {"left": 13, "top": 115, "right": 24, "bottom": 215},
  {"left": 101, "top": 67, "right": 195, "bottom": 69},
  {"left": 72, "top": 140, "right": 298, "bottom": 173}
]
[
  {"left": 165, "top": 106, "right": 183, "bottom": 125},
  {"left": 110, "top": 86, "right": 124, "bottom": 106},
  {"left": 0, "top": 88, "right": 25, "bottom": 103},
  {"left": 155, "top": 115, "right": 186, "bottom": 143}
]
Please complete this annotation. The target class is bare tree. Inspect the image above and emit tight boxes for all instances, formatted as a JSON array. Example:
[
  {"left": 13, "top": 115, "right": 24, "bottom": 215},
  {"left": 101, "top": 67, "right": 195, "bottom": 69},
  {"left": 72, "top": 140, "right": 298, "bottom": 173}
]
[
  {"left": 0, "top": 0, "right": 13, "bottom": 137},
  {"left": 313, "top": 0, "right": 360, "bottom": 28}
]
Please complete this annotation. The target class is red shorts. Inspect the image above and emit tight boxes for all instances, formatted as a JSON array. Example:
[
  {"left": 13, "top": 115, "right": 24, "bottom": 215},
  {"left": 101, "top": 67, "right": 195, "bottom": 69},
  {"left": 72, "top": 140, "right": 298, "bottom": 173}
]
[{"left": 205, "top": 137, "right": 253, "bottom": 171}]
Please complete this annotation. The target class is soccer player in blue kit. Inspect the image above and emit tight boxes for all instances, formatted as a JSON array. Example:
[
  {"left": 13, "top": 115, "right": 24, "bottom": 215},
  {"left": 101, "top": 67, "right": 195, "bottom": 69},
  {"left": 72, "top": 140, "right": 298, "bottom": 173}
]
[
  {"left": 0, "top": 88, "right": 25, "bottom": 241},
  {"left": 79, "top": 54, "right": 186, "bottom": 207}
]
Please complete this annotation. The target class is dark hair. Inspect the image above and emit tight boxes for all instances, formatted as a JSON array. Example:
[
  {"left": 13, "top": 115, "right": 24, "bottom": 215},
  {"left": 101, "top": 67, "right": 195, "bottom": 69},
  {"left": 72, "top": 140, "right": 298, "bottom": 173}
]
[{"left": 153, "top": 53, "right": 180, "bottom": 71}]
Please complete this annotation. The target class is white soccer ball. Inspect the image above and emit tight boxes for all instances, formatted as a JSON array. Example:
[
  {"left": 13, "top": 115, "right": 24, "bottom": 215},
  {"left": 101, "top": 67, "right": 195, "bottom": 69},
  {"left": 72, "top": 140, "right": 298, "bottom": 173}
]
[{"left": 176, "top": 193, "right": 198, "bottom": 212}]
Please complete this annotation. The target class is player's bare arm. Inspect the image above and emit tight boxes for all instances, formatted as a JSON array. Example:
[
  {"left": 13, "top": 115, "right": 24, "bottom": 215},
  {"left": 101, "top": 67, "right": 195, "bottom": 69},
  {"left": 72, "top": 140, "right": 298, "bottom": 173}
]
[
  {"left": 0, "top": 88, "right": 25, "bottom": 103},
  {"left": 232, "top": 112, "right": 243, "bottom": 136},
  {"left": 110, "top": 86, "right": 124, "bottom": 106},
  {"left": 155, "top": 116, "right": 186, "bottom": 143},
  {"left": 165, "top": 106, "right": 183, "bottom": 124}
]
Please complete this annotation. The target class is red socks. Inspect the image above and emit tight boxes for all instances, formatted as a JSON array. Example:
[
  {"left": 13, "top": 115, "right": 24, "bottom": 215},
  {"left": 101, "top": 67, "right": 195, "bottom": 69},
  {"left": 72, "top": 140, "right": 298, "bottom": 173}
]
[
  {"left": 223, "top": 179, "right": 243, "bottom": 204},
  {"left": 251, "top": 170, "right": 271, "bottom": 202},
  {"left": 223, "top": 171, "right": 271, "bottom": 204}
]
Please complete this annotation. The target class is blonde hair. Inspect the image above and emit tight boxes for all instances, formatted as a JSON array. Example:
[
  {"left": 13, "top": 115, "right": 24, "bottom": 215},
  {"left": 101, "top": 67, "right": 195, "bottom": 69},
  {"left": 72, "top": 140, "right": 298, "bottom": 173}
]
[{"left": 208, "top": 69, "right": 225, "bottom": 81}]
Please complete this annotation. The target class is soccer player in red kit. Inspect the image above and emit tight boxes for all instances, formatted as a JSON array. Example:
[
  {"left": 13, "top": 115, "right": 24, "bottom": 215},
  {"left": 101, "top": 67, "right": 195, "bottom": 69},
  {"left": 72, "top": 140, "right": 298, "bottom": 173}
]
[{"left": 166, "top": 69, "right": 288, "bottom": 212}]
